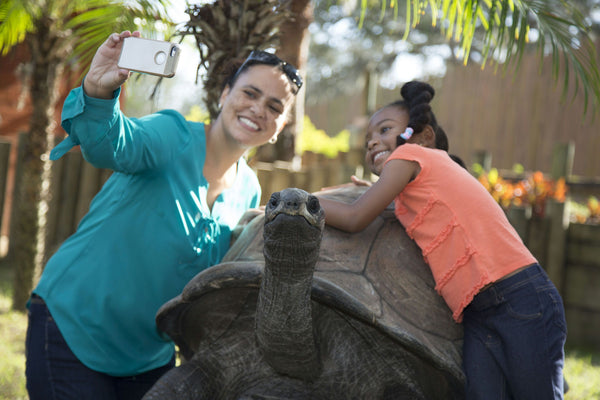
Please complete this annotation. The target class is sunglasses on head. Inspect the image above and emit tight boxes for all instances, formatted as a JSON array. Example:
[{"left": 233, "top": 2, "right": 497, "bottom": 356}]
[{"left": 235, "top": 50, "right": 303, "bottom": 90}]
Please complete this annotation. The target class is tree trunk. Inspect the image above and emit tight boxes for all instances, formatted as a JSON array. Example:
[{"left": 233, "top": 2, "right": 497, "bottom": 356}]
[
  {"left": 11, "top": 18, "right": 60, "bottom": 311},
  {"left": 253, "top": 0, "right": 313, "bottom": 162}
]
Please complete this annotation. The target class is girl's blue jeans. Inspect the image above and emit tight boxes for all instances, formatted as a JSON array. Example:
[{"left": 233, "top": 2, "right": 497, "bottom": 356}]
[
  {"left": 462, "top": 263, "right": 567, "bottom": 400},
  {"left": 25, "top": 294, "right": 175, "bottom": 400}
]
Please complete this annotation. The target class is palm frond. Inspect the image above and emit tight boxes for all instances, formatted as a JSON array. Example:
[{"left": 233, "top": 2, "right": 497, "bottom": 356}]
[
  {"left": 64, "top": 0, "right": 173, "bottom": 78},
  {"left": 0, "top": 0, "right": 33, "bottom": 55},
  {"left": 364, "top": 0, "right": 600, "bottom": 113},
  {"left": 1, "top": 0, "right": 172, "bottom": 72},
  {"left": 501, "top": 1, "right": 599, "bottom": 113}
]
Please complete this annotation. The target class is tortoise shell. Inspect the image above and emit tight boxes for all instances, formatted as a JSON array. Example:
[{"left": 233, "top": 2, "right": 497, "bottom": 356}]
[{"left": 151, "top": 185, "right": 464, "bottom": 399}]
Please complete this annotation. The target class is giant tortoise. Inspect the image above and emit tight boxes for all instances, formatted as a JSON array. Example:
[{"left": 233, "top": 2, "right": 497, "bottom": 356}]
[{"left": 144, "top": 185, "right": 464, "bottom": 399}]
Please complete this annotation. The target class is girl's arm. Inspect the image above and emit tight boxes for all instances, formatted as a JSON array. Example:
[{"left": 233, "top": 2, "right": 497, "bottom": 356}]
[{"left": 319, "top": 159, "right": 419, "bottom": 232}]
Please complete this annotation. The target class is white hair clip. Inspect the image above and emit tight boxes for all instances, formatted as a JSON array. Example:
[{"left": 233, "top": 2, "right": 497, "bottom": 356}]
[{"left": 400, "top": 127, "right": 414, "bottom": 140}]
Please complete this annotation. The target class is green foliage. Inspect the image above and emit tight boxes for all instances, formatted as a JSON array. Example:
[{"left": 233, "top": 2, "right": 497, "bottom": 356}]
[
  {"left": 185, "top": 105, "right": 210, "bottom": 123},
  {"left": 349, "top": 0, "right": 600, "bottom": 113},
  {"left": 512, "top": 163, "right": 525, "bottom": 174},
  {"left": 0, "top": 1, "right": 32, "bottom": 55},
  {"left": 0, "top": 310, "right": 27, "bottom": 400},
  {"left": 298, "top": 116, "right": 350, "bottom": 158},
  {"left": 0, "top": 0, "right": 173, "bottom": 71},
  {"left": 563, "top": 347, "right": 600, "bottom": 400},
  {"left": 470, "top": 162, "right": 484, "bottom": 177},
  {"left": 65, "top": 0, "right": 174, "bottom": 76},
  {"left": 570, "top": 196, "right": 600, "bottom": 224},
  {"left": 0, "top": 267, "right": 27, "bottom": 400}
]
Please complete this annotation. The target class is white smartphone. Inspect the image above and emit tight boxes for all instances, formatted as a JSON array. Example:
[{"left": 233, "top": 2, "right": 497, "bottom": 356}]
[{"left": 117, "top": 37, "right": 181, "bottom": 78}]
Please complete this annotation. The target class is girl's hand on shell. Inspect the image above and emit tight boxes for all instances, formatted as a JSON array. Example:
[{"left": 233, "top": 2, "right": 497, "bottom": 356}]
[{"left": 350, "top": 175, "right": 372, "bottom": 187}]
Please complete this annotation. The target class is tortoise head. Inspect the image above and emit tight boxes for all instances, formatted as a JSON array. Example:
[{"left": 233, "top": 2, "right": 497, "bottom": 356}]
[{"left": 264, "top": 187, "right": 324, "bottom": 230}]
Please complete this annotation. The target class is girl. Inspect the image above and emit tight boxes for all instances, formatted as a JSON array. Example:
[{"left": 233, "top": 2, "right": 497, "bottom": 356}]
[
  {"left": 25, "top": 31, "right": 302, "bottom": 399},
  {"left": 319, "top": 81, "right": 567, "bottom": 399}
]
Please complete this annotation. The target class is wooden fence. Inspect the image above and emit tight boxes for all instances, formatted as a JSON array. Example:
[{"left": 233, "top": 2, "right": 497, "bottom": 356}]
[
  {"left": 306, "top": 42, "right": 600, "bottom": 178},
  {"left": 2, "top": 137, "right": 600, "bottom": 350},
  {"left": 251, "top": 148, "right": 367, "bottom": 205},
  {"left": 506, "top": 203, "right": 600, "bottom": 350}
]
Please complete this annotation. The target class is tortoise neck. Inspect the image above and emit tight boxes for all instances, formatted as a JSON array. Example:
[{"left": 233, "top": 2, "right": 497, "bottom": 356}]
[{"left": 255, "top": 224, "right": 322, "bottom": 380}]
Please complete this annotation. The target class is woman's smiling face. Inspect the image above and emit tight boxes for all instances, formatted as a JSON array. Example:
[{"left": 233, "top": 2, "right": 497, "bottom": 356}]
[
  {"left": 364, "top": 105, "right": 410, "bottom": 176},
  {"left": 218, "top": 64, "right": 295, "bottom": 149}
]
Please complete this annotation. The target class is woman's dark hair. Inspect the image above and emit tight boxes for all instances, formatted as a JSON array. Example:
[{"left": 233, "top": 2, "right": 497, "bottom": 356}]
[
  {"left": 387, "top": 81, "right": 449, "bottom": 151},
  {"left": 220, "top": 50, "right": 301, "bottom": 95},
  {"left": 217, "top": 56, "right": 248, "bottom": 95}
]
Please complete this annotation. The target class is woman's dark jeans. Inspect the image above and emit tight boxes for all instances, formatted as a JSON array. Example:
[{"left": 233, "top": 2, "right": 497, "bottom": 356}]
[{"left": 25, "top": 294, "right": 175, "bottom": 400}]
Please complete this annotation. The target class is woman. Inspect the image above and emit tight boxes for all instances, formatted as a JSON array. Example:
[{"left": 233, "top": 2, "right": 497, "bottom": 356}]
[{"left": 25, "top": 30, "right": 302, "bottom": 400}]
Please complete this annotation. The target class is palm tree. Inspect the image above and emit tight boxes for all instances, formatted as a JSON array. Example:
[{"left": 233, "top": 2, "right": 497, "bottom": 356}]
[
  {"left": 0, "top": 0, "right": 173, "bottom": 310},
  {"left": 271, "top": 0, "right": 313, "bottom": 162}
]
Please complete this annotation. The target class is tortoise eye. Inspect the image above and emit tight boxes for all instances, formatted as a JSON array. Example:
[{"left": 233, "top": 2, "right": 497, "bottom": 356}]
[
  {"left": 268, "top": 192, "right": 281, "bottom": 208},
  {"left": 307, "top": 196, "right": 320, "bottom": 214}
]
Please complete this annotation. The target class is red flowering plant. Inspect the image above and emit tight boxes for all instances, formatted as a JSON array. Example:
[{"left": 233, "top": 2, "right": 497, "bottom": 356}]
[
  {"left": 475, "top": 168, "right": 566, "bottom": 218},
  {"left": 588, "top": 197, "right": 600, "bottom": 224},
  {"left": 572, "top": 196, "right": 600, "bottom": 224}
]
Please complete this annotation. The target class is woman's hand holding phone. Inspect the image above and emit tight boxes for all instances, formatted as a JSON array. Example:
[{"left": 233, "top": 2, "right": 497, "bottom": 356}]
[{"left": 83, "top": 31, "right": 140, "bottom": 99}]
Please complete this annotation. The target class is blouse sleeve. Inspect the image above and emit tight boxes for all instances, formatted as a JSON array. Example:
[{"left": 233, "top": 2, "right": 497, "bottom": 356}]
[{"left": 53, "top": 84, "right": 191, "bottom": 173}]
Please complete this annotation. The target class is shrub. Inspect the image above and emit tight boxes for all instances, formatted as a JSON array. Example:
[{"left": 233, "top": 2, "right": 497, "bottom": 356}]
[{"left": 297, "top": 116, "right": 350, "bottom": 158}]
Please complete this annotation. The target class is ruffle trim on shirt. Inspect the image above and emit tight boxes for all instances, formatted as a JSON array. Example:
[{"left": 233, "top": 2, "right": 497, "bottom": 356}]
[
  {"left": 452, "top": 272, "right": 490, "bottom": 323},
  {"left": 433, "top": 244, "right": 477, "bottom": 295},
  {"left": 421, "top": 218, "right": 457, "bottom": 257},
  {"left": 405, "top": 197, "right": 437, "bottom": 239}
]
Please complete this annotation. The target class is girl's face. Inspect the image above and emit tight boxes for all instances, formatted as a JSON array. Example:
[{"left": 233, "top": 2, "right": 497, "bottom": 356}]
[
  {"left": 218, "top": 64, "right": 295, "bottom": 148},
  {"left": 364, "top": 106, "right": 410, "bottom": 175}
]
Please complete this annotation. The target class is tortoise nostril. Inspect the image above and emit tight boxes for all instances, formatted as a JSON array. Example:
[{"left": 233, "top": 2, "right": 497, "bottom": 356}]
[{"left": 307, "top": 196, "right": 320, "bottom": 214}]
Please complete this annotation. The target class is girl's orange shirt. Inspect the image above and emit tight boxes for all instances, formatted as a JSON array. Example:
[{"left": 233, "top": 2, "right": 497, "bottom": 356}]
[{"left": 386, "top": 144, "right": 537, "bottom": 322}]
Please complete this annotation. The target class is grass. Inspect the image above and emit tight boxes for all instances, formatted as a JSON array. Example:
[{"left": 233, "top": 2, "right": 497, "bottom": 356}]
[
  {"left": 0, "top": 266, "right": 598, "bottom": 400},
  {"left": 0, "top": 266, "right": 28, "bottom": 400},
  {"left": 563, "top": 347, "right": 600, "bottom": 400}
]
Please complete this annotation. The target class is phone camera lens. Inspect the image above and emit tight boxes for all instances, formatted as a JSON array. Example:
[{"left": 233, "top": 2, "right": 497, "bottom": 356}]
[{"left": 154, "top": 51, "right": 167, "bottom": 65}]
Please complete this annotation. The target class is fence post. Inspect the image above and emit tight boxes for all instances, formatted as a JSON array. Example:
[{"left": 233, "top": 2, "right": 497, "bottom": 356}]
[
  {"left": 6, "top": 133, "right": 27, "bottom": 263},
  {"left": 472, "top": 150, "right": 492, "bottom": 171},
  {"left": 506, "top": 207, "right": 530, "bottom": 242},
  {"left": 255, "top": 162, "right": 274, "bottom": 205},
  {"left": 0, "top": 140, "right": 12, "bottom": 245},
  {"left": 545, "top": 142, "right": 574, "bottom": 293}
]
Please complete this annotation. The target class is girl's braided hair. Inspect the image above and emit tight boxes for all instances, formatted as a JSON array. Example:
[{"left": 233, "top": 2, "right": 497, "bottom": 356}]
[{"left": 388, "top": 81, "right": 449, "bottom": 151}]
